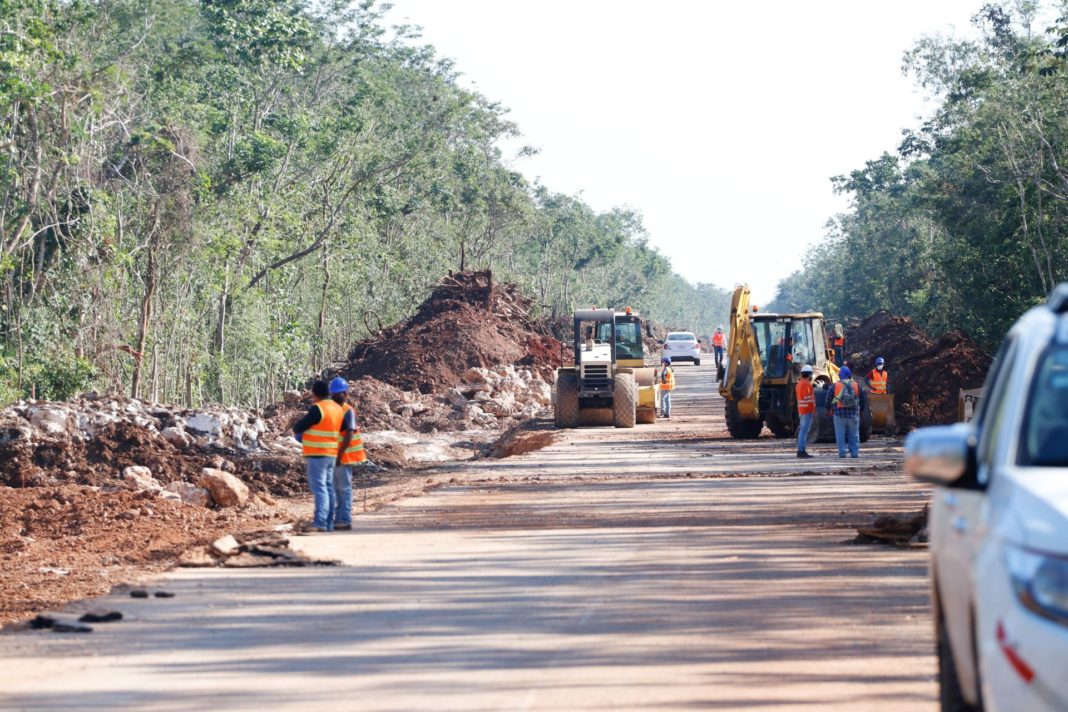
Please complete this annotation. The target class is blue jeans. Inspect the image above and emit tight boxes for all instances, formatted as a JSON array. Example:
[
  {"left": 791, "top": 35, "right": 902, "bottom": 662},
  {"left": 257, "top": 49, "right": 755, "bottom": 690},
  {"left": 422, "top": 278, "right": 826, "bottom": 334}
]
[
  {"left": 333, "top": 464, "right": 353, "bottom": 526},
  {"left": 305, "top": 457, "right": 336, "bottom": 531},
  {"left": 661, "top": 391, "right": 672, "bottom": 417},
  {"left": 713, "top": 346, "right": 724, "bottom": 367},
  {"left": 833, "top": 414, "right": 860, "bottom": 458},
  {"left": 797, "top": 413, "right": 813, "bottom": 453}
]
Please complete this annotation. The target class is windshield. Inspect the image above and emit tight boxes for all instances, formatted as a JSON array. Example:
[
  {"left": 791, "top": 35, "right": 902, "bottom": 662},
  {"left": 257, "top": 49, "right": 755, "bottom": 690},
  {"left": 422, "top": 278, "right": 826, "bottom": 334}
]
[
  {"left": 599, "top": 320, "right": 644, "bottom": 360},
  {"left": 1020, "top": 346, "right": 1068, "bottom": 466},
  {"left": 667, "top": 333, "right": 695, "bottom": 341},
  {"left": 753, "top": 320, "right": 789, "bottom": 378}
]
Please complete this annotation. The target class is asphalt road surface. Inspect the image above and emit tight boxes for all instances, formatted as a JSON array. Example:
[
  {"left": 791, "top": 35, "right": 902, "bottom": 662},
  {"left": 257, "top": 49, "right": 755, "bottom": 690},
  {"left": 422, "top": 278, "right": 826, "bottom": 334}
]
[{"left": 0, "top": 364, "right": 936, "bottom": 711}]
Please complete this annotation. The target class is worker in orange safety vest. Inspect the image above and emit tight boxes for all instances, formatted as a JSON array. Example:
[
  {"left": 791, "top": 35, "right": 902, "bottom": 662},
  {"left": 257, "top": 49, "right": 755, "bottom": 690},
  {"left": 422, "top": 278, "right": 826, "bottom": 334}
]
[
  {"left": 795, "top": 365, "right": 816, "bottom": 459},
  {"left": 291, "top": 380, "right": 345, "bottom": 532},
  {"left": 660, "top": 357, "right": 675, "bottom": 419},
  {"left": 329, "top": 377, "right": 366, "bottom": 531},
  {"left": 712, "top": 326, "right": 725, "bottom": 371},
  {"left": 867, "top": 357, "right": 888, "bottom": 395}
]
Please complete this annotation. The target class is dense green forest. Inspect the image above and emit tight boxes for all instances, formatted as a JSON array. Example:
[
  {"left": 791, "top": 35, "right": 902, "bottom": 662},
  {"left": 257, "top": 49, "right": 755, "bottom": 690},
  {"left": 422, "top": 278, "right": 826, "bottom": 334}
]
[
  {"left": 768, "top": 2, "right": 1068, "bottom": 350},
  {"left": 0, "top": 0, "right": 728, "bottom": 406}
]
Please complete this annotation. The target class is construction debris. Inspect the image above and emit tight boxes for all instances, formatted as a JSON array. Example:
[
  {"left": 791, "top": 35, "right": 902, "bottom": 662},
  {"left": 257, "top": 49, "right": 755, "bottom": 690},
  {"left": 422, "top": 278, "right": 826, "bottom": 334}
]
[
  {"left": 854, "top": 506, "right": 929, "bottom": 546},
  {"left": 179, "top": 531, "right": 340, "bottom": 568},
  {"left": 845, "top": 311, "right": 991, "bottom": 429}
]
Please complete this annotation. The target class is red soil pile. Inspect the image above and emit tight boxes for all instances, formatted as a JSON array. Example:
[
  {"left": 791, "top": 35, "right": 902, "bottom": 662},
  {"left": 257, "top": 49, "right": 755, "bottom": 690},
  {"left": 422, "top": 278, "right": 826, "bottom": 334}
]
[
  {"left": 845, "top": 311, "right": 991, "bottom": 428},
  {"left": 341, "top": 271, "right": 563, "bottom": 394}
]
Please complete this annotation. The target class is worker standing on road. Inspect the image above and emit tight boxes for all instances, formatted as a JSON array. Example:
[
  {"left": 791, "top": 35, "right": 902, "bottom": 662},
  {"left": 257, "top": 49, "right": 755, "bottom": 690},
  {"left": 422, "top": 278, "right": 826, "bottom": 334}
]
[
  {"left": 291, "top": 380, "right": 344, "bottom": 532},
  {"left": 867, "top": 357, "right": 888, "bottom": 395},
  {"left": 832, "top": 324, "right": 845, "bottom": 365},
  {"left": 712, "top": 326, "right": 725, "bottom": 371},
  {"left": 796, "top": 365, "right": 816, "bottom": 459},
  {"left": 827, "top": 367, "right": 861, "bottom": 458},
  {"left": 660, "top": 357, "right": 675, "bottom": 419},
  {"left": 329, "top": 377, "right": 366, "bottom": 531}
]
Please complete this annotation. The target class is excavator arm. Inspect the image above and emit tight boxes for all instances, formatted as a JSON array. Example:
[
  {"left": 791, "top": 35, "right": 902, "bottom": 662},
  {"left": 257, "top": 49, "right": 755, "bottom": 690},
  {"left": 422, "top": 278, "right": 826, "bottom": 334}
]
[{"left": 719, "top": 285, "right": 764, "bottom": 419}]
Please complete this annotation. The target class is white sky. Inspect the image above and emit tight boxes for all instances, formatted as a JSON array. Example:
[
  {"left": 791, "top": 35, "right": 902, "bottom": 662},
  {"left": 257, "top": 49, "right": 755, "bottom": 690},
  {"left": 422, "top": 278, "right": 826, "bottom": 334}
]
[{"left": 387, "top": 0, "right": 983, "bottom": 304}]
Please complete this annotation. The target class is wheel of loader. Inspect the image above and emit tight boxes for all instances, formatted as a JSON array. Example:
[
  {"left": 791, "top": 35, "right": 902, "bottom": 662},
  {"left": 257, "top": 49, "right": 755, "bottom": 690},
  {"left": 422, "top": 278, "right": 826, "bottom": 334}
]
[
  {"left": 724, "top": 398, "right": 763, "bottom": 439},
  {"left": 554, "top": 373, "right": 579, "bottom": 428},
  {"left": 612, "top": 373, "right": 637, "bottom": 428},
  {"left": 765, "top": 412, "right": 795, "bottom": 438}
]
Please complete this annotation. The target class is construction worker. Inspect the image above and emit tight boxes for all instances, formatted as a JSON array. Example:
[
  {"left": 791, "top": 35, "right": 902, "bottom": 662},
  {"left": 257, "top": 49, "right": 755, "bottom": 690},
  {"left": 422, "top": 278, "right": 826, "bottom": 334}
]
[
  {"left": 832, "top": 324, "right": 845, "bottom": 365},
  {"left": 867, "top": 357, "right": 888, "bottom": 395},
  {"left": 660, "top": 357, "right": 675, "bottom": 418},
  {"left": 329, "top": 377, "right": 366, "bottom": 531},
  {"left": 826, "top": 366, "right": 861, "bottom": 458},
  {"left": 712, "top": 325, "right": 725, "bottom": 370},
  {"left": 796, "top": 365, "right": 816, "bottom": 458},
  {"left": 291, "top": 380, "right": 344, "bottom": 532}
]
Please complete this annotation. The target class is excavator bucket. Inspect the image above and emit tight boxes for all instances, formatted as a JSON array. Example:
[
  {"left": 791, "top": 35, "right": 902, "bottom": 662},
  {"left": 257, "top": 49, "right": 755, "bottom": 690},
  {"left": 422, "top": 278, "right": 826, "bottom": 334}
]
[{"left": 868, "top": 393, "right": 897, "bottom": 435}]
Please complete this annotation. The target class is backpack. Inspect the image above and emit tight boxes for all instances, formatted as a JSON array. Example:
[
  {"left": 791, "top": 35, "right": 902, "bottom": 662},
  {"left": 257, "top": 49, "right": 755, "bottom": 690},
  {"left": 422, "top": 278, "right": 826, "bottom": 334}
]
[{"left": 835, "top": 380, "right": 859, "bottom": 409}]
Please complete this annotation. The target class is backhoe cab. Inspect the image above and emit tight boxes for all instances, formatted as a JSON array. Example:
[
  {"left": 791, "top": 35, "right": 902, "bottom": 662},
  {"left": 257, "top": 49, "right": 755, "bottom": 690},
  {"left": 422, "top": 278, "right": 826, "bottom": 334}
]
[
  {"left": 554, "top": 308, "right": 659, "bottom": 428},
  {"left": 719, "top": 285, "right": 871, "bottom": 441}
]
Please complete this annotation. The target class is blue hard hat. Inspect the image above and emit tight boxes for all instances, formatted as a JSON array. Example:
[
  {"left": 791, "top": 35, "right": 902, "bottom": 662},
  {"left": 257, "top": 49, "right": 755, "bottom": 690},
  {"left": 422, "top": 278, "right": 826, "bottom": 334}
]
[
  {"left": 661, "top": 357, "right": 671, "bottom": 365},
  {"left": 328, "top": 376, "right": 349, "bottom": 394},
  {"left": 875, "top": 357, "right": 885, "bottom": 366},
  {"left": 839, "top": 367, "right": 852, "bottom": 379}
]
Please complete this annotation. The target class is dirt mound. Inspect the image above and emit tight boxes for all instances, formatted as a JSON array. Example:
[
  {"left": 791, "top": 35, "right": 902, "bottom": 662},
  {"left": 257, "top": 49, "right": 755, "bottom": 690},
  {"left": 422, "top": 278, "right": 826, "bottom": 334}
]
[
  {"left": 341, "top": 271, "right": 563, "bottom": 394},
  {"left": 0, "top": 484, "right": 286, "bottom": 624},
  {"left": 488, "top": 422, "right": 557, "bottom": 459},
  {"left": 845, "top": 311, "right": 991, "bottom": 429}
]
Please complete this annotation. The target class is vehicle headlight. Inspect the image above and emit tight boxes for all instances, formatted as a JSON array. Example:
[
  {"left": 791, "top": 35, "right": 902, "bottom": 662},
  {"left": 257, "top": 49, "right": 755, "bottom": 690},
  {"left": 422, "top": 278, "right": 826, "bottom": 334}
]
[{"left": 1006, "top": 545, "right": 1068, "bottom": 626}]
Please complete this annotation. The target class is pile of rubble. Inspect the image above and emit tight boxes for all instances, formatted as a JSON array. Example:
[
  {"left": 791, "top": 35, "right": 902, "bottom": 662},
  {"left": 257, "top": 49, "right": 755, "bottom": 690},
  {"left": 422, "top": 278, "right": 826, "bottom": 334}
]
[
  {"left": 0, "top": 395, "right": 305, "bottom": 495},
  {"left": 266, "top": 364, "right": 554, "bottom": 437},
  {"left": 340, "top": 270, "right": 564, "bottom": 394},
  {"left": 845, "top": 311, "right": 991, "bottom": 428}
]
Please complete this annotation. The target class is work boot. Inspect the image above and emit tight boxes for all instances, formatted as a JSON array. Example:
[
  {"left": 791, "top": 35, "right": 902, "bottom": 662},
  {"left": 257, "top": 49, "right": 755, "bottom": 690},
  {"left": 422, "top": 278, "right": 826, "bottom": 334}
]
[
  {"left": 335, "top": 524, "right": 352, "bottom": 531},
  {"left": 796, "top": 451, "right": 813, "bottom": 459}
]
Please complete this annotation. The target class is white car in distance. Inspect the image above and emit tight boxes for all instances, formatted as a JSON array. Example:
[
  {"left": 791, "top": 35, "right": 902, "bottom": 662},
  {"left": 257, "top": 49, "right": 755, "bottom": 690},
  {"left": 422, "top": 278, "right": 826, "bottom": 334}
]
[
  {"left": 662, "top": 332, "right": 700, "bottom": 365},
  {"left": 906, "top": 283, "right": 1068, "bottom": 712}
]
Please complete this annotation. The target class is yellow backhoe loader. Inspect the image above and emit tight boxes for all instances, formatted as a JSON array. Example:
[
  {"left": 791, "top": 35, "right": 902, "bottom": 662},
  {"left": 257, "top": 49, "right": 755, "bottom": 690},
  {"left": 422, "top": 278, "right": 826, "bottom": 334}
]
[
  {"left": 553, "top": 308, "right": 660, "bottom": 428},
  {"left": 719, "top": 285, "right": 872, "bottom": 441}
]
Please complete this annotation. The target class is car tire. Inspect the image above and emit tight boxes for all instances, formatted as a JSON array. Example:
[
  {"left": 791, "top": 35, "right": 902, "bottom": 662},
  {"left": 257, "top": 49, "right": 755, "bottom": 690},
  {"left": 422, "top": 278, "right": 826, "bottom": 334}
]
[
  {"left": 694, "top": 358, "right": 701, "bottom": 366},
  {"left": 937, "top": 615, "right": 979, "bottom": 712}
]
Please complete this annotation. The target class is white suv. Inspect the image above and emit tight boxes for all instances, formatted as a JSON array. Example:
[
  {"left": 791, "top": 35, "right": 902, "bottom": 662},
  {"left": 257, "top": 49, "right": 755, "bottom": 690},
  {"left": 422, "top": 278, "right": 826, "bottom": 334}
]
[
  {"left": 907, "top": 284, "right": 1068, "bottom": 711},
  {"left": 663, "top": 332, "right": 701, "bottom": 365}
]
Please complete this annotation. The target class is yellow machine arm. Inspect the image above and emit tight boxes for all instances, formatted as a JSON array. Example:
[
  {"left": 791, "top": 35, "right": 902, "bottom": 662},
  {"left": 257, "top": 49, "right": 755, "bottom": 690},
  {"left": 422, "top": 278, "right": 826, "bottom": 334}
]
[{"left": 719, "top": 285, "right": 764, "bottom": 418}]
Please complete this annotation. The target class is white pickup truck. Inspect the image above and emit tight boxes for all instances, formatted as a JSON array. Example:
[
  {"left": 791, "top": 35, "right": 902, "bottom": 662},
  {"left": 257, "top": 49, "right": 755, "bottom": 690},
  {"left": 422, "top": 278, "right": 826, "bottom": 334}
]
[{"left": 907, "top": 284, "right": 1068, "bottom": 711}]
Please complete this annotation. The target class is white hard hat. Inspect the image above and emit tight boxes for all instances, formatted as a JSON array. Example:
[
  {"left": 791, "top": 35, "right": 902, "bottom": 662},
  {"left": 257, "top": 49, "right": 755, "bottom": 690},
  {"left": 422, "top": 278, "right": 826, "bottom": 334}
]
[{"left": 800, "top": 365, "right": 813, "bottom": 374}]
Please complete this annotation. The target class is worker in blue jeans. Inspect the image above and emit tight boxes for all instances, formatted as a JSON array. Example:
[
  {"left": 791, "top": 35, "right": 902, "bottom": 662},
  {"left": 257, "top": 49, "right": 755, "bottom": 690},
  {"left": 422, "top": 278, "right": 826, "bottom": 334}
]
[
  {"left": 659, "top": 357, "right": 675, "bottom": 418},
  {"left": 827, "top": 367, "right": 861, "bottom": 458}
]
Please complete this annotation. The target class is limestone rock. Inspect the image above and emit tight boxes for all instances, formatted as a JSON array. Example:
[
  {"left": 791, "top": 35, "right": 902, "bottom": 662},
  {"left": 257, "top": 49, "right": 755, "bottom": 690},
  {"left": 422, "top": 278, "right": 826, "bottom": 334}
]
[
  {"left": 197, "top": 468, "right": 249, "bottom": 507},
  {"left": 163, "top": 481, "right": 212, "bottom": 507},
  {"left": 160, "top": 426, "right": 191, "bottom": 448},
  {"left": 122, "top": 466, "right": 161, "bottom": 493},
  {"left": 210, "top": 534, "right": 240, "bottom": 557}
]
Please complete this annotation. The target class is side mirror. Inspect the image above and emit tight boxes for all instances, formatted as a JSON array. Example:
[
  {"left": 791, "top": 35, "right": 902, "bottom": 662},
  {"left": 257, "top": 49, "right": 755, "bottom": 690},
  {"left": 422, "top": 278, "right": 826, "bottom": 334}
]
[{"left": 904, "top": 423, "right": 979, "bottom": 488}]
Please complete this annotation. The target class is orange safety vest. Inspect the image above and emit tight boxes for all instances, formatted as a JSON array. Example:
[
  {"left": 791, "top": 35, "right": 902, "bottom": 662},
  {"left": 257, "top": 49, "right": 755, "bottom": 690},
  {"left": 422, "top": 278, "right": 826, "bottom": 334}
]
[
  {"left": 868, "top": 369, "right": 888, "bottom": 395},
  {"left": 302, "top": 399, "right": 344, "bottom": 458},
  {"left": 832, "top": 380, "right": 860, "bottom": 409},
  {"left": 796, "top": 379, "right": 815, "bottom": 415},
  {"left": 338, "top": 403, "right": 367, "bottom": 465},
  {"left": 660, "top": 368, "right": 675, "bottom": 391},
  {"left": 833, "top": 336, "right": 845, "bottom": 347},
  {"left": 712, "top": 332, "right": 724, "bottom": 347}
]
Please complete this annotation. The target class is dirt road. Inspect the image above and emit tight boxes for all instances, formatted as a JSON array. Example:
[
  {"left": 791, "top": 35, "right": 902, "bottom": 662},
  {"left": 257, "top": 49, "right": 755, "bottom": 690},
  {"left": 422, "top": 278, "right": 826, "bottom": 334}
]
[{"left": 0, "top": 365, "right": 936, "bottom": 710}]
